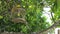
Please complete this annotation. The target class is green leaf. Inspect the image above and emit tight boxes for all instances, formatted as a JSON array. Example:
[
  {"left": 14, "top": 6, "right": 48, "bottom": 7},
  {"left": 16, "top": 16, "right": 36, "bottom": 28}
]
[{"left": 0, "top": 15, "right": 3, "bottom": 19}]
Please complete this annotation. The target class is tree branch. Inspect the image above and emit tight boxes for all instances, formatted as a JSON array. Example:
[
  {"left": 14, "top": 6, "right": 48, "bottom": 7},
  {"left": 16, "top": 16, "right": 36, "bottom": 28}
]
[{"left": 37, "top": 19, "right": 60, "bottom": 34}]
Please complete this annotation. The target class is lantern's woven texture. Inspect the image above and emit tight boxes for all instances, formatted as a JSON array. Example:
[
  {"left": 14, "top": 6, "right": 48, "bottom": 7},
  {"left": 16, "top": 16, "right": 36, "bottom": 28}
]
[{"left": 11, "top": 4, "right": 26, "bottom": 23}]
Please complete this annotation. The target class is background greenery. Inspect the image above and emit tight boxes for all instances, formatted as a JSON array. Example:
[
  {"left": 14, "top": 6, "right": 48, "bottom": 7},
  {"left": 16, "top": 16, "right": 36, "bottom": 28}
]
[{"left": 0, "top": 0, "right": 60, "bottom": 34}]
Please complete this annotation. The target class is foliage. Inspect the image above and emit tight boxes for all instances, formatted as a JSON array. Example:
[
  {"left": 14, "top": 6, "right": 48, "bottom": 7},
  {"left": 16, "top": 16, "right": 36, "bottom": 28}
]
[{"left": 0, "top": 0, "right": 60, "bottom": 34}]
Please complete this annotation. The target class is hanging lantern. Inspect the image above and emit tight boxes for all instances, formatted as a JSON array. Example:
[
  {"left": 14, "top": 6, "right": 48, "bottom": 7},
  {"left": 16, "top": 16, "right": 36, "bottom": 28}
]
[{"left": 10, "top": 4, "right": 26, "bottom": 23}]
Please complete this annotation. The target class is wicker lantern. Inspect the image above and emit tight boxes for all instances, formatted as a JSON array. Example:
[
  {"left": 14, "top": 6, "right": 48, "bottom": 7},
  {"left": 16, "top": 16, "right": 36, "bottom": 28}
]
[{"left": 10, "top": 4, "right": 26, "bottom": 23}]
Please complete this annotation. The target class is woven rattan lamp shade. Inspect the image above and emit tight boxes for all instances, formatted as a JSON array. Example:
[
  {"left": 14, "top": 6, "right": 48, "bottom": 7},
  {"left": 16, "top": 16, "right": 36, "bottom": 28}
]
[{"left": 10, "top": 5, "right": 26, "bottom": 23}]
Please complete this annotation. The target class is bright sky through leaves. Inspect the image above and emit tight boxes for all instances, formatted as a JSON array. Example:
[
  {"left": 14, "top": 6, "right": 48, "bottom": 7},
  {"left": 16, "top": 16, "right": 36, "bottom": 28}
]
[{"left": 42, "top": 6, "right": 52, "bottom": 24}]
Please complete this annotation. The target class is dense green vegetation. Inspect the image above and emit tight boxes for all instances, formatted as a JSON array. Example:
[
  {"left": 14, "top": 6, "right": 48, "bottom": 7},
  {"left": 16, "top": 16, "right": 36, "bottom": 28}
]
[{"left": 0, "top": 0, "right": 60, "bottom": 34}]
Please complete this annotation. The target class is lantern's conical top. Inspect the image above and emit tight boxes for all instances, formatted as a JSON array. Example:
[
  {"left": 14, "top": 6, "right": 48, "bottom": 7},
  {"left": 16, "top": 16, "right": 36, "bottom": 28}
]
[{"left": 16, "top": 4, "right": 21, "bottom": 8}]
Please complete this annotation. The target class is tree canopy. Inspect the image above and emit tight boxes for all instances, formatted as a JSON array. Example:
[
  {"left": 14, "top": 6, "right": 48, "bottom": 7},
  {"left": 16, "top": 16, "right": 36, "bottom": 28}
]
[{"left": 0, "top": 0, "right": 60, "bottom": 34}]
